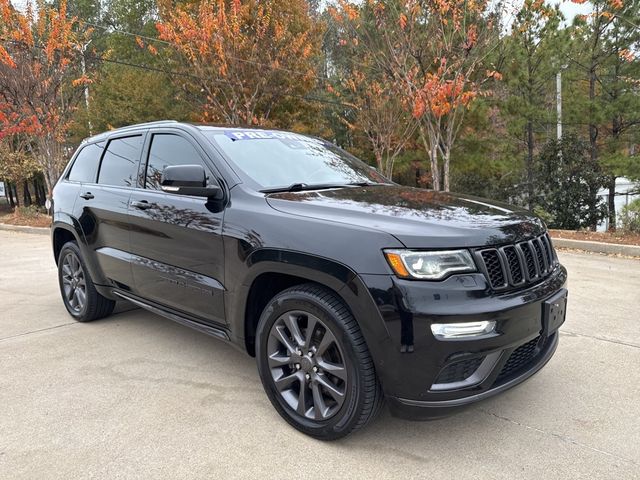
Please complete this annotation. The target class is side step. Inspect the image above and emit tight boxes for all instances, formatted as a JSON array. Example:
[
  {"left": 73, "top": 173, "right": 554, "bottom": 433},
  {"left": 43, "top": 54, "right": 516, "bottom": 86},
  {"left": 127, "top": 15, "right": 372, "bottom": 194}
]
[{"left": 113, "top": 290, "right": 230, "bottom": 341}]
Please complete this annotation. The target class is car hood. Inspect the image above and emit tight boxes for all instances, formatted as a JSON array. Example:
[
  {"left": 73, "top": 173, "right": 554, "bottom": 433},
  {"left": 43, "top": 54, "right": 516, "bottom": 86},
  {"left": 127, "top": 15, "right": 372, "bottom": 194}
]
[{"left": 265, "top": 185, "right": 545, "bottom": 248}]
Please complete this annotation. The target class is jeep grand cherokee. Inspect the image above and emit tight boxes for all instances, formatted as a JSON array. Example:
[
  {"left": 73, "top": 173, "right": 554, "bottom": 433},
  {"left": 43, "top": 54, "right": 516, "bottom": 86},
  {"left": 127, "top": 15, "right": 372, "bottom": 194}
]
[{"left": 51, "top": 121, "right": 568, "bottom": 440}]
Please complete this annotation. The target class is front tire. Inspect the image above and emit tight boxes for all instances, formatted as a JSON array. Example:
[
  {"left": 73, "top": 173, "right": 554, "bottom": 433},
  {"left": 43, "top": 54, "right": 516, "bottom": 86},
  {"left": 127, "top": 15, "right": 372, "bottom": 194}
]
[
  {"left": 57, "top": 241, "right": 115, "bottom": 322},
  {"left": 256, "top": 283, "right": 383, "bottom": 440}
]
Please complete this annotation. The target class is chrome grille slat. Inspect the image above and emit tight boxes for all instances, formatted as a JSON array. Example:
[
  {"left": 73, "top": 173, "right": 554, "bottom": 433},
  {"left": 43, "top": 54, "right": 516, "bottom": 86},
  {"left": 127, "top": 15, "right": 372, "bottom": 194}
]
[{"left": 476, "top": 233, "right": 557, "bottom": 291}]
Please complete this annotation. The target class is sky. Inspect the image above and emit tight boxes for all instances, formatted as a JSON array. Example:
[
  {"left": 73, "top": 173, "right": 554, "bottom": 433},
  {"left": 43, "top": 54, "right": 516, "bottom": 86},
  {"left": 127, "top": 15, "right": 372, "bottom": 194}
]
[
  {"left": 8, "top": 0, "right": 596, "bottom": 36},
  {"left": 10, "top": 0, "right": 595, "bottom": 23},
  {"left": 555, "top": 1, "right": 594, "bottom": 27}
]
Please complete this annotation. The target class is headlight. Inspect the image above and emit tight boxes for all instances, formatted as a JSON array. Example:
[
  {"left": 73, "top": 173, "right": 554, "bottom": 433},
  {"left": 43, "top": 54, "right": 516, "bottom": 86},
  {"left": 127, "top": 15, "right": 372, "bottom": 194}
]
[{"left": 383, "top": 249, "right": 476, "bottom": 280}]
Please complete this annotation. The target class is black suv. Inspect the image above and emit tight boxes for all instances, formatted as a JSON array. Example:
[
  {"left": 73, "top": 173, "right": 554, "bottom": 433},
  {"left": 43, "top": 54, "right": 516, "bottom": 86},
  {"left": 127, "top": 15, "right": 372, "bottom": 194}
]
[{"left": 51, "top": 121, "right": 568, "bottom": 440}]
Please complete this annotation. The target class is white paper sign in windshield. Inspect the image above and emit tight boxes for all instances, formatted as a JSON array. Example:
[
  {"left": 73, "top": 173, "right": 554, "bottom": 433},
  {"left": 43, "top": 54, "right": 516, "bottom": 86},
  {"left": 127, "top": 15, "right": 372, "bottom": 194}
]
[{"left": 224, "top": 130, "right": 321, "bottom": 144}]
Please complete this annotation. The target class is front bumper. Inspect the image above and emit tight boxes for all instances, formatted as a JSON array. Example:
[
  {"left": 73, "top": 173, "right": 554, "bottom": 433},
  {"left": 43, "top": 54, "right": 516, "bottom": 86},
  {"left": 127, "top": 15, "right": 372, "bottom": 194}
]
[{"left": 360, "top": 263, "right": 567, "bottom": 419}]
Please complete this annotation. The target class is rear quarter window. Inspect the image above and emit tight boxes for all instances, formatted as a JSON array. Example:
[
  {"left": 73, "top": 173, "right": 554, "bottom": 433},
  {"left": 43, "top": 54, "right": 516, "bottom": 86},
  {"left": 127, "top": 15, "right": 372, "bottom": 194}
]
[
  {"left": 68, "top": 142, "right": 105, "bottom": 183},
  {"left": 97, "top": 136, "right": 144, "bottom": 187}
]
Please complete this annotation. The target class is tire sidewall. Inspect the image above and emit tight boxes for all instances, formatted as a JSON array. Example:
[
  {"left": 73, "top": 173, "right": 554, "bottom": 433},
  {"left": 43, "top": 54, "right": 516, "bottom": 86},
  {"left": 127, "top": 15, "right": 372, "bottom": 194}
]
[{"left": 255, "top": 289, "right": 368, "bottom": 439}]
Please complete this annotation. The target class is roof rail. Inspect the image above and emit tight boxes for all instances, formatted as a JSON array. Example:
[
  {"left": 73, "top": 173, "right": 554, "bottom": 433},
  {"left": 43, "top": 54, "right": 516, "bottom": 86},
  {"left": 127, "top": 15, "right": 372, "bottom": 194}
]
[{"left": 80, "top": 120, "right": 182, "bottom": 144}]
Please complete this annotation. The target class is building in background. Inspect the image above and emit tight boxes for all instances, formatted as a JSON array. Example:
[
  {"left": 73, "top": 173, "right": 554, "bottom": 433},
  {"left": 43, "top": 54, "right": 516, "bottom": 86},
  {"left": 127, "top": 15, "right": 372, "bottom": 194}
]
[{"left": 597, "top": 177, "right": 640, "bottom": 231}]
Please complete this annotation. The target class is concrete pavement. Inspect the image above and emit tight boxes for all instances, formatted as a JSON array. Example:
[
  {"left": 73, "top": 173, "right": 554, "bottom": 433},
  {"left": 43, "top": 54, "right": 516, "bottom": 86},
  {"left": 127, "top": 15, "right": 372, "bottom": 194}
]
[{"left": 0, "top": 230, "right": 639, "bottom": 479}]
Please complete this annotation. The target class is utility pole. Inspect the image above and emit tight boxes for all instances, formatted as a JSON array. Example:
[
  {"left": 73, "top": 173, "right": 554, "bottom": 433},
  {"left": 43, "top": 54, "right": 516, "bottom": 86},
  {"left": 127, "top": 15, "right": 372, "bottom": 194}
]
[
  {"left": 80, "top": 40, "right": 93, "bottom": 136},
  {"left": 556, "top": 70, "right": 562, "bottom": 141}
]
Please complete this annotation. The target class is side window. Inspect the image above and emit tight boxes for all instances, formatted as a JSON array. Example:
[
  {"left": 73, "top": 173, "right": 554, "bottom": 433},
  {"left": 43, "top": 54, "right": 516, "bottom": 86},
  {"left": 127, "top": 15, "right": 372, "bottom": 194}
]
[
  {"left": 97, "top": 136, "right": 143, "bottom": 187},
  {"left": 145, "top": 134, "right": 210, "bottom": 190},
  {"left": 68, "top": 142, "right": 104, "bottom": 183}
]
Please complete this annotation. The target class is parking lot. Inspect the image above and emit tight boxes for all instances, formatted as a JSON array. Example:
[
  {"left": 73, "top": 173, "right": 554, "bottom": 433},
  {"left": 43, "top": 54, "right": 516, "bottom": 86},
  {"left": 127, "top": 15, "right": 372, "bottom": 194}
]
[{"left": 0, "top": 229, "right": 638, "bottom": 479}]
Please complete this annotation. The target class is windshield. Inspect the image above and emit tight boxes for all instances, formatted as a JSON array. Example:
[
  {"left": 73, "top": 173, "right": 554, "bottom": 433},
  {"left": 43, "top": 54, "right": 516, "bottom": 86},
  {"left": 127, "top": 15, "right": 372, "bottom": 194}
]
[{"left": 202, "top": 129, "right": 389, "bottom": 190}]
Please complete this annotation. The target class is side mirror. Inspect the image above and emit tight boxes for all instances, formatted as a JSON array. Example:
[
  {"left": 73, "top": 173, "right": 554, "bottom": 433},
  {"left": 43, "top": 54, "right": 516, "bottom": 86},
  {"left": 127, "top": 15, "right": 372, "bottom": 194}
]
[{"left": 161, "top": 164, "right": 223, "bottom": 200}]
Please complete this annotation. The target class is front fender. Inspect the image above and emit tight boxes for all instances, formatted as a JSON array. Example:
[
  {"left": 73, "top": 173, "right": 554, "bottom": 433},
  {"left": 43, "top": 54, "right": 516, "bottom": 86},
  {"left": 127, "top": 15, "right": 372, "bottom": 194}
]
[{"left": 226, "top": 248, "right": 394, "bottom": 389}]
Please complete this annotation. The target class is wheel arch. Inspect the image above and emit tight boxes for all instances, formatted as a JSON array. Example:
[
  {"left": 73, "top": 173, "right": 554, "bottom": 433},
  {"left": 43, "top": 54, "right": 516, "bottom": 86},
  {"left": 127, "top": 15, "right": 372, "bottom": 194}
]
[
  {"left": 234, "top": 249, "right": 391, "bottom": 361},
  {"left": 52, "top": 221, "right": 81, "bottom": 265}
]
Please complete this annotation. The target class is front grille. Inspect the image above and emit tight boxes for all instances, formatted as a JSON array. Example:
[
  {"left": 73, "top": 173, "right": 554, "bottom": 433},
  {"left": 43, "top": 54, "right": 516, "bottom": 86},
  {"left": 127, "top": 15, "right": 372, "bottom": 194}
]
[
  {"left": 476, "top": 233, "right": 557, "bottom": 291},
  {"left": 495, "top": 336, "right": 541, "bottom": 383},
  {"left": 480, "top": 250, "right": 506, "bottom": 288},
  {"left": 434, "top": 357, "right": 484, "bottom": 384}
]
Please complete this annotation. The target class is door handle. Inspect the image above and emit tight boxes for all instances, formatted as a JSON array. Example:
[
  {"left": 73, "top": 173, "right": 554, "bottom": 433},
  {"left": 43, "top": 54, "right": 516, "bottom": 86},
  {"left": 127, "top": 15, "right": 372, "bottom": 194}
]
[
  {"left": 130, "top": 200, "right": 153, "bottom": 210},
  {"left": 79, "top": 192, "right": 94, "bottom": 200}
]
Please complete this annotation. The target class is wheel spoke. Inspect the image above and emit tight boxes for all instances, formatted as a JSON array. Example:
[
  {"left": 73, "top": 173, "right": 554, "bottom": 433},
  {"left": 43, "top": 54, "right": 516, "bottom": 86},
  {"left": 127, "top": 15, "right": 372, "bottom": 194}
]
[
  {"left": 268, "top": 352, "right": 292, "bottom": 369},
  {"left": 76, "top": 288, "right": 86, "bottom": 308},
  {"left": 296, "top": 383, "right": 309, "bottom": 416},
  {"left": 273, "top": 325, "right": 298, "bottom": 355},
  {"left": 63, "top": 283, "right": 73, "bottom": 299},
  {"left": 304, "top": 315, "right": 318, "bottom": 350},
  {"left": 283, "top": 314, "right": 305, "bottom": 347},
  {"left": 316, "top": 374, "right": 345, "bottom": 402},
  {"left": 62, "top": 263, "right": 72, "bottom": 277},
  {"left": 274, "top": 371, "right": 302, "bottom": 392},
  {"left": 316, "top": 329, "right": 335, "bottom": 356},
  {"left": 317, "top": 360, "right": 347, "bottom": 381},
  {"left": 311, "top": 382, "right": 328, "bottom": 419},
  {"left": 73, "top": 258, "right": 82, "bottom": 276},
  {"left": 69, "top": 289, "right": 78, "bottom": 308}
]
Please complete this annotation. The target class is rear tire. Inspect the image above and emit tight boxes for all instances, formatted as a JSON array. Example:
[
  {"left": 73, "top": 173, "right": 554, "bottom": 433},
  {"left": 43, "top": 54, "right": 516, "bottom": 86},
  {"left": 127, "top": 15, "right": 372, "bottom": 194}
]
[
  {"left": 256, "top": 283, "right": 383, "bottom": 440},
  {"left": 57, "top": 241, "right": 115, "bottom": 322}
]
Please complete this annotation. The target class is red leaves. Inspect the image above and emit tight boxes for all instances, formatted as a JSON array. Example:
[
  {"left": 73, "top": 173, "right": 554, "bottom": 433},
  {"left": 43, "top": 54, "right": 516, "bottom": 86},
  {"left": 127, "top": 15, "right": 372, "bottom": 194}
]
[
  {"left": 0, "top": 46, "right": 16, "bottom": 68},
  {"left": 399, "top": 13, "right": 407, "bottom": 30},
  {"left": 413, "top": 76, "right": 476, "bottom": 119},
  {"left": 0, "top": 0, "right": 91, "bottom": 143},
  {"left": 156, "top": 0, "right": 319, "bottom": 124}
]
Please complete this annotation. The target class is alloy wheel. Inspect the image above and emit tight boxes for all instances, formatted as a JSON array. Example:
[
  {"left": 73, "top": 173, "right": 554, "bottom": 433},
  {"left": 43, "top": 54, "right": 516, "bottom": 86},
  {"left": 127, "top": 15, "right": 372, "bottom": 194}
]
[
  {"left": 266, "top": 310, "right": 348, "bottom": 420},
  {"left": 61, "top": 251, "right": 87, "bottom": 313}
]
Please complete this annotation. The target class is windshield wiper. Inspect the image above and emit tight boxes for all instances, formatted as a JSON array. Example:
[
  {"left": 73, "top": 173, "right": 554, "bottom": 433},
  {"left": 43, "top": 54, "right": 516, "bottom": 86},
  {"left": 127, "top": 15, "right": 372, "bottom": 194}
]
[
  {"left": 260, "top": 181, "right": 392, "bottom": 194},
  {"left": 261, "top": 183, "right": 350, "bottom": 193},
  {"left": 345, "top": 181, "right": 392, "bottom": 187}
]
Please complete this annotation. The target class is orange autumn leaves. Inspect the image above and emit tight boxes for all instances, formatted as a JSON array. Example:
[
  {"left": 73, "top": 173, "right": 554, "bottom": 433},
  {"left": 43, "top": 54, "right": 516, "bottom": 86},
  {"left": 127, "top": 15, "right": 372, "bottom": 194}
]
[
  {"left": 413, "top": 72, "right": 477, "bottom": 119},
  {"left": 0, "top": 0, "right": 90, "bottom": 137},
  {"left": 155, "top": 0, "right": 319, "bottom": 123},
  {"left": 331, "top": 0, "right": 490, "bottom": 121}
]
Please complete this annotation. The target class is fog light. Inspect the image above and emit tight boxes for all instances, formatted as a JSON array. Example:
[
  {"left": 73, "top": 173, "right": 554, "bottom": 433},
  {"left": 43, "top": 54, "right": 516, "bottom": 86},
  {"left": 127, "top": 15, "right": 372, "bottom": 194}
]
[{"left": 431, "top": 321, "right": 496, "bottom": 340}]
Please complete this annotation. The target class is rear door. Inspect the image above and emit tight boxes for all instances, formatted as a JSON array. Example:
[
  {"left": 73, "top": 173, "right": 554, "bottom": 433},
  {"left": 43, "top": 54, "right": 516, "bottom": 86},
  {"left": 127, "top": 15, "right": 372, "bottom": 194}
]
[
  {"left": 128, "top": 130, "right": 226, "bottom": 326},
  {"left": 73, "top": 133, "right": 145, "bottom": 289}
]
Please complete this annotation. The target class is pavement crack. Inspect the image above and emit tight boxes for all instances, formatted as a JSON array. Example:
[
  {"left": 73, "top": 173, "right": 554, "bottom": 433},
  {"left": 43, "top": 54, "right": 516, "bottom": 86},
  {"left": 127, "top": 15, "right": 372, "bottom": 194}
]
[
  {"left": 480, "top": 409, "right": 638, "bottom": 467},
  {"left": 0, "top": 322, "right": 78, "bottom": 342},
  {"left": 560, "top": 329, "right": 640, "bottom": 349}
]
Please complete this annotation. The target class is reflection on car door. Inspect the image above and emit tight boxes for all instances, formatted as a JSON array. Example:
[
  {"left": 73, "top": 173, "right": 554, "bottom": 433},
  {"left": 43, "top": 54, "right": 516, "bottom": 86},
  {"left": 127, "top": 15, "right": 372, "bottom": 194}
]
[{"left": 128, "top": 130, "right": 226, "bottom": 326}]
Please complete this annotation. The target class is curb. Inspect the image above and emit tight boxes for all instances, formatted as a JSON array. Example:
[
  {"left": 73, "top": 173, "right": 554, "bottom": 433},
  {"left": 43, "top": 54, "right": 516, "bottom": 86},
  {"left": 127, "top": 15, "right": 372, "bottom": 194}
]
[
  {"left": 0, "top": 223, "right": 50, "bottom": 236},
  {"left": 551, "top": 237, "right": 640, "bottom": 258},
  {"left": 1, "top": 222, "right": 638, "bottom": 257}
]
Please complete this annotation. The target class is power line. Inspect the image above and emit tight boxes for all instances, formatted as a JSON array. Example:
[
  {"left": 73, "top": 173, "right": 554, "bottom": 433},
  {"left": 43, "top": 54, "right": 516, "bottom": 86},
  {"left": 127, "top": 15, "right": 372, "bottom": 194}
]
[
  {"left": 0, "top": 37, "right": 352, "bottom": 109},
  {"left": 77, "top": 19, "right": 330, "bottom": 84},
  {"left": 89, "top": 53, "right": 353, "bottom": 109}
]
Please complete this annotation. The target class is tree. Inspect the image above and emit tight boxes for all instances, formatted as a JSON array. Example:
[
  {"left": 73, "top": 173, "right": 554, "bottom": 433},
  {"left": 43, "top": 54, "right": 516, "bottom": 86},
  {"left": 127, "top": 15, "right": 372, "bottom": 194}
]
[
  {"left": 533, "top": 134, "right": 607, "bottom": 229},
  {"left": 0, "top": 0, "right": 93, "bottom": 198},
  {"left": 330, "top": 0, "right": 499, "bottom": 191},
  {"left": 503, "top": 0, "right": 563, "bottom": 208},
  {"left": 0, "top": 135, "right": 38, "bottom": 207},
  {"left": 565, "top": 0, "right": 640, "bottom": 229},
  {"left": 325, "top": 11, "right": 417, "bottom": 179},
  {"left": 155, "top": 0, "right": 321, "bottom": 125}
]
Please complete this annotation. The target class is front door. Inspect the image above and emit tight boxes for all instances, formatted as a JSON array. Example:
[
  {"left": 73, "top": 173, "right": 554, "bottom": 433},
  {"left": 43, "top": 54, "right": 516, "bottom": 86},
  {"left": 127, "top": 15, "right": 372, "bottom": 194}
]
[{"left": 128, "top": 131, "right": 226, "bottom": 326}]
